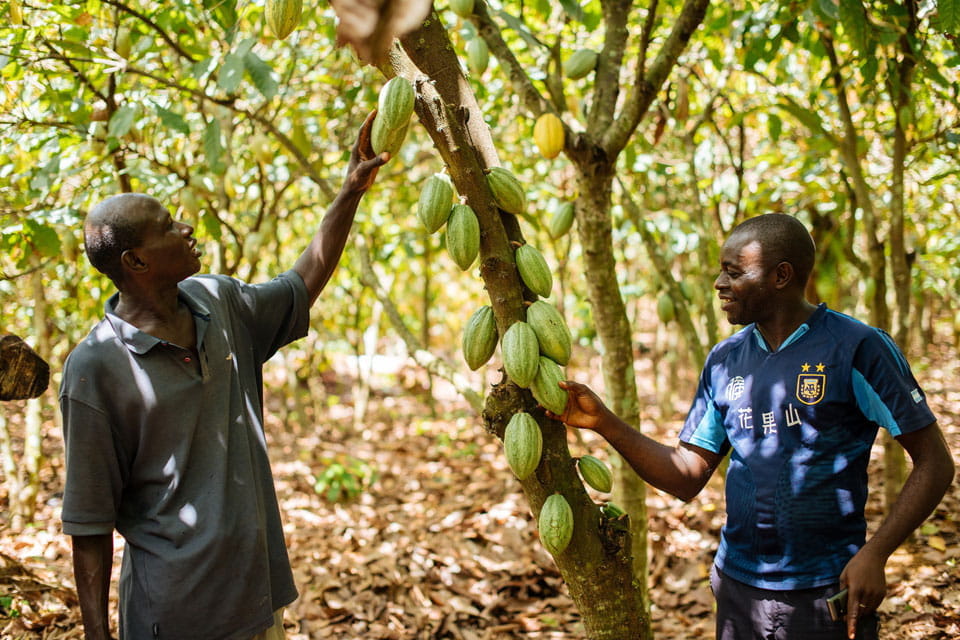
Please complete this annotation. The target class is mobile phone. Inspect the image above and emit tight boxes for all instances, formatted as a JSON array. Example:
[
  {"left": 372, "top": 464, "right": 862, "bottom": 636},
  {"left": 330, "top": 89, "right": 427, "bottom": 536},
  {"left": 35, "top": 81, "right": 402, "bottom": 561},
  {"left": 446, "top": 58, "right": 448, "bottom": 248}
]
[{"left": 826, "top": 588, "right": 848, "bottom": 622}]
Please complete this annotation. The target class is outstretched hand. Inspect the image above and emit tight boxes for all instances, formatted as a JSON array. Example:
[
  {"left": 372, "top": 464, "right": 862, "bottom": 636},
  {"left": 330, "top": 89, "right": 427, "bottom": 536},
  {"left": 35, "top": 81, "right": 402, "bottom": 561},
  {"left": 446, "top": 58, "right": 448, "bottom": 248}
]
[
  {"left": 343, "top": 110, "right": 389, "bottom": 195},
  {"left": 544, "top": 380, "right": 610, "bottom": 432}
]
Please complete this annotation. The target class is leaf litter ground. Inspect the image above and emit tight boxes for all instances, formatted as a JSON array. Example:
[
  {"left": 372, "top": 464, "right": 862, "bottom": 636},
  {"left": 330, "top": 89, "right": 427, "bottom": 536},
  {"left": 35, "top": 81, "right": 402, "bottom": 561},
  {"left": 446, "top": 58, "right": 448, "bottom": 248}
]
[{"left": 1, "top": 346, "right": 958, "bottom": 639}]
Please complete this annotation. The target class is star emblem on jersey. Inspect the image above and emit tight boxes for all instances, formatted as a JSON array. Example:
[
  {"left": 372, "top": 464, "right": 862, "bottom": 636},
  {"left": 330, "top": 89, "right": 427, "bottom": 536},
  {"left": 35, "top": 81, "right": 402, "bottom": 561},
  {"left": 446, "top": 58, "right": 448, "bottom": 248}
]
[{"left": 796, "top": 362, "right": 826, "bottom": 405}]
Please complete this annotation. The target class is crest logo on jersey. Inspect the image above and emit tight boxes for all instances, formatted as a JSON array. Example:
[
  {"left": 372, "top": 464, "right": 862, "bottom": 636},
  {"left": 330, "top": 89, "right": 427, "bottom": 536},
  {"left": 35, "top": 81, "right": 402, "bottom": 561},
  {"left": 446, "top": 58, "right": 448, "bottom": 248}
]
[
  {"left": 726, "top": 376, "right": 746, "bottom": 401},
  {"left": 796, "top": 362, "right": 826, "bottom": 405}
]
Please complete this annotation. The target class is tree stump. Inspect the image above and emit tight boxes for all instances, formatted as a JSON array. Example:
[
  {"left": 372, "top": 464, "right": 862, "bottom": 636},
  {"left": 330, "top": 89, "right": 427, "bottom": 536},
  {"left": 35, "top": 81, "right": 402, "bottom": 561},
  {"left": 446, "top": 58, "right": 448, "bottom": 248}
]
[{"left": 0, "top": 335, "right": 49, "bottom": 401}]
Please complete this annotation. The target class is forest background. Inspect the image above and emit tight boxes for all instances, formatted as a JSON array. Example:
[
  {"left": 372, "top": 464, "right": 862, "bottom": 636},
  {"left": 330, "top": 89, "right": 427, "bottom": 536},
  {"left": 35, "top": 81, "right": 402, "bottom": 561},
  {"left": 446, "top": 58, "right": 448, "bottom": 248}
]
[{"left": 1, "top": 0, "right": 959, "bottom": 638}]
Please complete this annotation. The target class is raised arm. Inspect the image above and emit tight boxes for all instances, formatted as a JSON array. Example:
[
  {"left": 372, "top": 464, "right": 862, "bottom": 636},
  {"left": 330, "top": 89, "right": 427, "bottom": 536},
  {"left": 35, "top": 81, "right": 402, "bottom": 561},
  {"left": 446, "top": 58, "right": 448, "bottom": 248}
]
[
  {"left": 551, "top": 380, "right": 723, "bottom": 501},
  {"left": 293, "top": 111, "right": 388, "bottom": 305},
  {"left": 72, "top": 534, "right": 114, "bottom": 640}
]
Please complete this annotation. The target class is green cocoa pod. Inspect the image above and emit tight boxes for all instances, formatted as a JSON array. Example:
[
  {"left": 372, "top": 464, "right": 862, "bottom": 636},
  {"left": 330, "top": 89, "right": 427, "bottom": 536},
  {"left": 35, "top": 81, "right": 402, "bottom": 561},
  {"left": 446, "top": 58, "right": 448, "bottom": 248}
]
[
  {"left": 527, "top": 300, "right": 571, "bottom": 365},
  {"left": 485, "top": 167, "right": 526, "bottom": 215},
  {"left": 577, "top": 455, "right": 613, "bottom": 493},
  {"left": 376, "top": 76, "right": 416, "bottom": 133},
  {"left": 539, "top": 493, "right": 574, "bottom": 556},
  {"left": 449, "top": 0, "right": 474, "bottom": 19},
  {"left": 446, "top": 203, "right": 480, "bottom": 270},
  {"left": 549, "top": 201, "right": 575, "bottom": 239},
  {"left": 503, "top": 412, "right": 542, "bottom": 481},
  {"left": 265, "top": 0, "right": 303, "bottom": 39},
  {"left": 600, "top": 501, "right": 626, "bottom": 519},
  {"left": 656, "top": 293, "right": 675, "bottom": 323},
  {"left": 531, "top": 355, "right": 566, "bottom": 415},
  {"left": 563, "top": 49, "right": 598, "bottom": 80},
  {"left": 371, "top": 116, "right": 409, "bottom": 156},
  {"left": 515, "top": 244, "right": 553, "bottom": 298},
  {"left": 501, "top": 321, "right": 539, "bottom": 388},
  {"left": 417, "top": 174, "right": 454, "bottom": 233},
  {"left": 466, "top": 37, "right": 489, "bottom": 75},
  {"left": 461, "top": 305, "right": 497, "bottom": 371}
]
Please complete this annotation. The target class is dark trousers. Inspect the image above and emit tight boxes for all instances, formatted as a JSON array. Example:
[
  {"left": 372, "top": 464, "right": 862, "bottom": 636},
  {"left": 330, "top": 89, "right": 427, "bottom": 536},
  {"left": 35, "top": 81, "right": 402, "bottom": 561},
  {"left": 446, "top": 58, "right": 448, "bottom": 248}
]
[{"left": 710, "top": 564, "right": 880, "bottom": 640}]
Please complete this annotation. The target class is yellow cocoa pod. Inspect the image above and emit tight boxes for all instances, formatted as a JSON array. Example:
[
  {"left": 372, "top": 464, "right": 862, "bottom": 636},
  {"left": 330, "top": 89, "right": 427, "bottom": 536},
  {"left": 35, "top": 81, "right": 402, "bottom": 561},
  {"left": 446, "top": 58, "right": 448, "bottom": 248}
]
[
  {"left": 265, "top": 0, "right": 303, "bottom": 39},
  {"left": 533, "top": 113, "right": 564, "bottom": 159}
]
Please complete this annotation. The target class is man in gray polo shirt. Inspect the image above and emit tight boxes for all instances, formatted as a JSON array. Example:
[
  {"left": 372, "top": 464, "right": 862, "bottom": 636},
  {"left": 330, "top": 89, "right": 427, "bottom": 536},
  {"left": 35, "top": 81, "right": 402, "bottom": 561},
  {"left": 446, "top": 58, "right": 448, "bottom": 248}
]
[{"left": 60, "top": 115, "right": 387, "bottom": 640}]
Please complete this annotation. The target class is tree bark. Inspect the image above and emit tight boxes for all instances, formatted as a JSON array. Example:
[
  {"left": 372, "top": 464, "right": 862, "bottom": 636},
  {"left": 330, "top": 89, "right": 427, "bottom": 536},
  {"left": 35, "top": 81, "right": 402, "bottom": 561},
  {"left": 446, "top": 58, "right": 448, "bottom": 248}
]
[{"left": 387, "top": 14, "right": 649, "bottom": 637}]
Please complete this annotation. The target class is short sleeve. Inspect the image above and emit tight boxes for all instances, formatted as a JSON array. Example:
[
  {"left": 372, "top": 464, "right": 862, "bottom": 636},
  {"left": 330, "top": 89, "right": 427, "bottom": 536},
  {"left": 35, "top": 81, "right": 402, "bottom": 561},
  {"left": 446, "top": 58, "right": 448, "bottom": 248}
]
[
  {"left": 679, "top": 363, "right": 730, "bottom": 455},
  {"left": 60, "top": 394, "right": 126, "bottom": 535},
  {"left": 851, "top": 329, "right": 936, "bottom": 437},
  {"left": 233, "top": 271, "right": 310, "bottom": 364}
]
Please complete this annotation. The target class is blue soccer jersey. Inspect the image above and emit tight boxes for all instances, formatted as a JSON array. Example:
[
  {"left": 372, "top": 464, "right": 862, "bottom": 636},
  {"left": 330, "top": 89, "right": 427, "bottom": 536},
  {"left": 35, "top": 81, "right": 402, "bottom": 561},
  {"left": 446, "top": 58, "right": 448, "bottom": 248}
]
[{"left": 680, "top": 304, "right": 936, "bottom": 590}]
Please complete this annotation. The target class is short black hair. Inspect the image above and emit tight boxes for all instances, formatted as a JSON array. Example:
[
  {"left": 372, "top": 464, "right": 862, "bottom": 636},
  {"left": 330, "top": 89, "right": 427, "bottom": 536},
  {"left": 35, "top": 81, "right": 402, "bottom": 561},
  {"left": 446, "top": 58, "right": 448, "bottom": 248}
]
[
  {"left": 728, "top": 214, "right": 816, "bottom": 286},
  {"left": 84, "top": 194, "right": 151, "bottom": 285}
]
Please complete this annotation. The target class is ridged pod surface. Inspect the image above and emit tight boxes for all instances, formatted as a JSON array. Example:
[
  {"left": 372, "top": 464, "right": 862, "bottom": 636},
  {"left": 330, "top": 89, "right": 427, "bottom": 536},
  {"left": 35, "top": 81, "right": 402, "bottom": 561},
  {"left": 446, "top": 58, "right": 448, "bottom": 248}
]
[
  {"left": 548, "top": 202, "right": 575, "bottom": 239},
  {"left": 376, "top": 77, "right": 415, "bottom": 132},
  {"left": 501, "top": 321, "right": 539, "bottom": 388},
  {"left": 533, "top": 113, "right": 564, "bottom": 159},
  {"left": 446, "top": 203, "right": 480, "bottom": 270},
  {"left": 539, "top": 493, "right": 574, "bottom": 556},
  {"left": 578, "top": 455, "right": 613, "bottom": 493},
  {"left": 527, "top": 300, "right": 571, "bottom": 365},
  {"left": 485, "top": 167, "right": 526, "bottom": 215},
  {"left": 531, "top": 356, "right": 566, "bottom": 415},
  {"left": 371, "top": 118, "right": 409, "bottom": 156},
  {"left": 563, "top": 49, "right": 598, "bottom": 80},
  {"left": 265, "top": 0, "right": 303, "bottom": 39},
  {"left": 461, "top": 305, "right": 497, "bottom": 370},
  {"left": 515, "top": 244, "right": 553, "bottom": 298},
  {"left": 417, "top": 175, "right": 454, "bottom": 233},
  {"left": 503, "top": 412, "right": 542, "bottom": 480}
]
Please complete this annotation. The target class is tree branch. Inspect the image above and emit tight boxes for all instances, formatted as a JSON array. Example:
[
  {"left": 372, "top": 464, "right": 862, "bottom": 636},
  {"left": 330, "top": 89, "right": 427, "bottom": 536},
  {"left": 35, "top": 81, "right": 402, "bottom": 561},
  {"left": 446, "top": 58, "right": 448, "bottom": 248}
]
[
  {"left": 603, "top": 0, "right": 710, "bottom": 152},
  {"left": 356, "top": 239, "right": 485, "bottom": 414}
]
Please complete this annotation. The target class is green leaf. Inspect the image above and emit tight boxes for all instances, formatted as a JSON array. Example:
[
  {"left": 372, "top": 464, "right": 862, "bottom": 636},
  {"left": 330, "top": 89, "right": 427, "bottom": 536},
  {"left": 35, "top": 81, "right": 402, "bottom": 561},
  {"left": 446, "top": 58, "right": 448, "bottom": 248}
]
[
  {"left": 558, "top": 0, "right": 586, "bottom": 24},
  {"left": 816, "top": 0, "right": 839, "bottom": 22},
  {"left": 921, "top": 57, "right": 953, "bottom": 88},
  {"left": 767, "top": 113, "right": 782, "bottom": 142},
  {"left": 243, "top": 52, "right": 278, "bottom": 100},
  {"left": 154, "top": 103, "right": 190, "bottom": 135},
  {"left": 107, "top": 105, "right": 137, "bottom": 138},
  {"left": 777, "top": 99, "right": 826, "bottom": 135},
  {"left": 203, "top": 119, "right": 225, "bottom": 173},
  {"left": 203, "top": 0, "right": 238, "bottom": 33},
  {"left": 839, "top": 0, "right": 869, "bottom": 52},
  {"left": 936, "top": 0, "right": 959, "bottom": 34},
  {"left": 218, "top": 53, "right": 244, "bottom": 95},
  {"left": 24, "top": 218, "right": 61, "bottom": 257},
  {"left": 200, "top": 210, "right": 222, "bottom": 241}
]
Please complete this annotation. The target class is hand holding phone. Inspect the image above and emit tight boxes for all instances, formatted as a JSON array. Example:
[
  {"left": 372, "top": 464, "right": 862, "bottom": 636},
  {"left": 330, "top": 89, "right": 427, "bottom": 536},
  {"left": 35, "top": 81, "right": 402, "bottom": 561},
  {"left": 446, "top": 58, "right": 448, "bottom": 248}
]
[{"left": 826, "top": 588, "right": 848, "bottom": 622}]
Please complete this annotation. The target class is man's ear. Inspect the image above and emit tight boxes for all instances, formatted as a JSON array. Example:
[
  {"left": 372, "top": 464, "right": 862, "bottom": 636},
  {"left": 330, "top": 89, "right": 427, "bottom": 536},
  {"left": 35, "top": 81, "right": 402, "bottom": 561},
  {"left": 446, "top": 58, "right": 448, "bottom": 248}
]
[
  {"left": 121, "top": 249, "right": 148, "bottom": 274},
  {"left": 774, "top": 261, "right": 795, "bottom": 289}
]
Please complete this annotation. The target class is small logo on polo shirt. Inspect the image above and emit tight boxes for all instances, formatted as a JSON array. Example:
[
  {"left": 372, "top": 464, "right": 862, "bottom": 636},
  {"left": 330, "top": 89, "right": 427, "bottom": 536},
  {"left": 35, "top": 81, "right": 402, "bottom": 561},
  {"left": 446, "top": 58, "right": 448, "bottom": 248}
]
[
  {"left": 911, "top": 388, "right": 922, "bottom": 404},
  {"left": 797, "top": 362, "right": 826, "bottom": 405},
  {"left": 726, "top": 376, "right": 746, "bottom": 401}
]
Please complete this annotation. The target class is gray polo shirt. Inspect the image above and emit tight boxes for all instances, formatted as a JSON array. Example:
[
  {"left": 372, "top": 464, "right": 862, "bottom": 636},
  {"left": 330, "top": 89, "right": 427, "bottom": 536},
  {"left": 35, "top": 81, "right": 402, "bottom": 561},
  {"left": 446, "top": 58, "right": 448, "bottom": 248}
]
[{"left": 60, "top": 271, "right": 308, "bottom": 639}]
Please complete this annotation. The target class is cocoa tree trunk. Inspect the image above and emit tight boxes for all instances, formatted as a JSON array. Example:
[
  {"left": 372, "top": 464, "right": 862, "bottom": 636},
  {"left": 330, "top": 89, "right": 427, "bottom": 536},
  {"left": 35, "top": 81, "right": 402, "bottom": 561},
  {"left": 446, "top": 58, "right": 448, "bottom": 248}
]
[{"left": 388, "top": 15, "right": 647, "bottom": 637}]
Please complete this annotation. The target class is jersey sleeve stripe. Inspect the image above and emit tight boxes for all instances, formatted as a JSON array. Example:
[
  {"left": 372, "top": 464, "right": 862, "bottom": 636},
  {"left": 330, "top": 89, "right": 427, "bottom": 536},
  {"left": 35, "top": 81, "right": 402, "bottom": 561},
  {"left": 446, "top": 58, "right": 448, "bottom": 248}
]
[{"left": 852, "top": 368, "right": 902, "bottom": 436}]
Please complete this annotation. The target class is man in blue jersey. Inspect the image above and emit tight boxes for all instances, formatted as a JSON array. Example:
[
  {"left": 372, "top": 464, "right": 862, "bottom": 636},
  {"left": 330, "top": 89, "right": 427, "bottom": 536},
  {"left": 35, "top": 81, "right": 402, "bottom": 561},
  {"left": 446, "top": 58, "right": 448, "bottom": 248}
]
[
  {"left": 551, "top": 214, "right": 954, "bottom": 640},
  {"left": 60, "top": 114, "right": 387, "bottom": 640}
]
